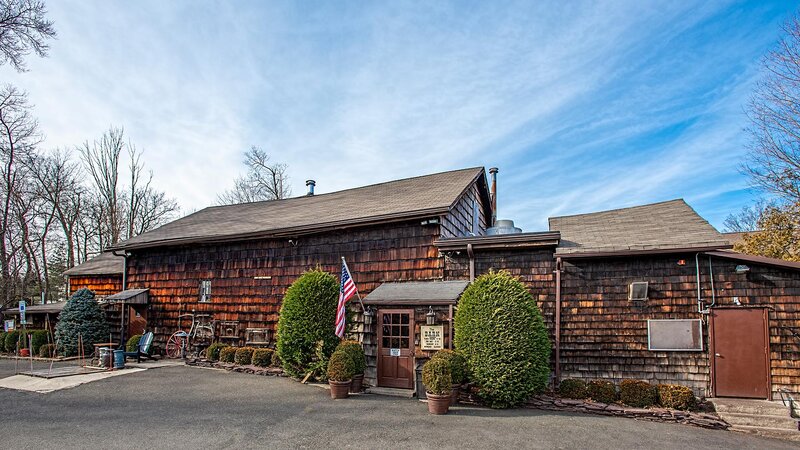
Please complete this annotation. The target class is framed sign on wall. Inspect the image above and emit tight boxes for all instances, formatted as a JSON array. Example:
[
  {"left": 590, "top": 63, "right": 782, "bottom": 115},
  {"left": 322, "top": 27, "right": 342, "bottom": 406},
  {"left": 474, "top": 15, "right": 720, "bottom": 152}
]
[
  {"left": 647, "top": 319, "right": 703, "bottom": 351},
  {"left": 420, "top": 325, "right": 444, "bottom": 350}
]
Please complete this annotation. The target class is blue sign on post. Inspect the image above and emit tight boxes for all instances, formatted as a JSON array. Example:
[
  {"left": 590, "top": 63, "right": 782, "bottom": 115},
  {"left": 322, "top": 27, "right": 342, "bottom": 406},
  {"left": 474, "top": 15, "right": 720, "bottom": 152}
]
[{"left": 19, "top": 300, "right": 26, "bottom": 325}]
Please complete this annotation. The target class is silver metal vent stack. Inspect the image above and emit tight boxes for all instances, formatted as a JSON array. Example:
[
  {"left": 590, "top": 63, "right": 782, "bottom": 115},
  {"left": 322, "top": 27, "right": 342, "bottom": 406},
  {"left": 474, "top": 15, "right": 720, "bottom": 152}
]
[
  {"left": 306, "top": 180, "right": 315, "bottom": 196},
  {"left": 485, "top": 219, "right": 522, "bottom": 235}
]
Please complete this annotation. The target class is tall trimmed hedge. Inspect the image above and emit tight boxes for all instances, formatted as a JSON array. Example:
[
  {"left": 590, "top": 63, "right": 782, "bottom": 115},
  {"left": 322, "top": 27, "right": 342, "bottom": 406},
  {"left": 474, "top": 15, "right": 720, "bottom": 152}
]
[
  {"left": 276, "top": 269, "right": 340, "bottom": 378},
  {"left": 454, "top": 271, "right": 551, "bottom": 408},
  {"left": 54, "top": 288, "right": 110, "bottom": 357}
]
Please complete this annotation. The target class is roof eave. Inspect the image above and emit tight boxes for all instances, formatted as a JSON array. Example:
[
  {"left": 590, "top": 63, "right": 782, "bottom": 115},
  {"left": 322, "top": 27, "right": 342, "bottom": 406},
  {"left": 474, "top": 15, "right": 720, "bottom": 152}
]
[
  {"left": 556, "top": 244, "right": 733, "bottom": 260},
  {"left": 435, "top": 232, "right": 561, "bottom": 251}
]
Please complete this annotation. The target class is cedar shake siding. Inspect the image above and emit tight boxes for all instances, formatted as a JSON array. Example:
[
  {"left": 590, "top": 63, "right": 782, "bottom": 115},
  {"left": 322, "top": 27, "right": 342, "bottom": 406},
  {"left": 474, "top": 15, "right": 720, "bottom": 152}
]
[
  {"left": 440, "top": 181, "right": 490, "bottom": 238},
  {"left": 126, "top": 220, "right": 446, "bottom": 345},
  {"left": 68, "top": 275, "right": 123, "bottom": 298}
]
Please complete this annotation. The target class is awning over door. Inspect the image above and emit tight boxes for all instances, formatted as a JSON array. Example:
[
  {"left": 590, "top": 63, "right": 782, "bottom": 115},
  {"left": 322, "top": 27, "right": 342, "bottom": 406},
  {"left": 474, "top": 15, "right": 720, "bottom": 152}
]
[
  {"left": 104, "top": 289, "right": 149, "bottom": 305},
  {"left": 364, "top": 281, "right": 469, "bottom": 305}
]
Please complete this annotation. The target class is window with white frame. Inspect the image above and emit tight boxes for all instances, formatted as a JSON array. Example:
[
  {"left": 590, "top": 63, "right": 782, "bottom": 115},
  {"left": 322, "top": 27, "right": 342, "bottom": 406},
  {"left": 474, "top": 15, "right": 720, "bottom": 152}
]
[{"left": 199, "top": 280, "right": 212, "bottom": 303}]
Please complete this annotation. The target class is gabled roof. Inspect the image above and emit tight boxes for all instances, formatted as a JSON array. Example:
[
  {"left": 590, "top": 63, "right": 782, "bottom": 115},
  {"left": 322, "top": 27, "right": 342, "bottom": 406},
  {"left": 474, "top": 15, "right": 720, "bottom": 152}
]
[
  {"left": 549, "top": 199, "right": 731, "bottom": 257},
  {"left": 110, "top": 167, "right": 488, "bottom": 251},
  {"left": 364, "top": 281, "right": 470, "bottom": 305},
  {"left": 63, "top": 252, "right": 124, "bottom": 276},
  {"left": 705, "top": 250, "right": 800, "bottom": 271}
]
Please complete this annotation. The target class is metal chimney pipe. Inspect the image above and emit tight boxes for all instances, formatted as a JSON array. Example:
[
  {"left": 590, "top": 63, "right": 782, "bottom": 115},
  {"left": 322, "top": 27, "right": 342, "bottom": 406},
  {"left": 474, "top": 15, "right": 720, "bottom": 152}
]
[
  {"left": 306, "top": 180, "right": 315, "bottom": 196},
  {"left": 488, "top": 167, "right": 498, "bottom": 226}
]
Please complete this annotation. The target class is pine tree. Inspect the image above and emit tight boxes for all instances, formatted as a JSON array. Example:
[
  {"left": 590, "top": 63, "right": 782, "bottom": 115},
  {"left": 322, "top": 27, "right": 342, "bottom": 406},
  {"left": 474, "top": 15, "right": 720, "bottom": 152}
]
[{"left": 54, "top": 288, "right": 110, "bottom": 356}]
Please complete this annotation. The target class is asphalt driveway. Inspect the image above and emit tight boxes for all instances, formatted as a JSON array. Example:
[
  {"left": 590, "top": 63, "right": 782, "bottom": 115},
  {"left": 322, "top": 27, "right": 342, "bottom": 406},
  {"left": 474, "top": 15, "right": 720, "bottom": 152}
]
[{"left": 0, "top": 360, "right": 794, "bottom": 449}]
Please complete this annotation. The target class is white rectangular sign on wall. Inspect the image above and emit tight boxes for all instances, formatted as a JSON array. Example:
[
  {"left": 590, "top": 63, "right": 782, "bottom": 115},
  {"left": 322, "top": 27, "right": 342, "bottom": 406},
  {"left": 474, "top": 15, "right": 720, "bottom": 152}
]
[{"left": 647, "top": 319, "right": 703, "bottom": 351}]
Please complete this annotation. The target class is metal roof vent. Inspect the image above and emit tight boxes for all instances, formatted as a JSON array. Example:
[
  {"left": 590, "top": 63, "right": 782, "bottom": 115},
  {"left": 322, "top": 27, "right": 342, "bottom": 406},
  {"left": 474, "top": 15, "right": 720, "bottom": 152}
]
[
  {"left": 306, "top": 180, "right": 315, "bottom": 196},
  {"left": 485, "top": 219, "right": 522, "bottom": 235}
]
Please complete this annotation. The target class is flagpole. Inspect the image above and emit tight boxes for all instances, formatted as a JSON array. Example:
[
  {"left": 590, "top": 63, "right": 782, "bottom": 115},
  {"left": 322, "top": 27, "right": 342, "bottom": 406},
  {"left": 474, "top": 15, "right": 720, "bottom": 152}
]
[{"left": 342, "top": 256, "right": 366, "bottom": 312}]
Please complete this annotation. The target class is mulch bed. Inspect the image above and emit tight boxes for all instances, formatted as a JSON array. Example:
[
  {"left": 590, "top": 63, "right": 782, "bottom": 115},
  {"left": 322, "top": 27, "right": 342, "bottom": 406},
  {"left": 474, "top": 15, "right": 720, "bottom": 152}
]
[{"left": 185, "top": 358, "right": 286, "bottom": 377}]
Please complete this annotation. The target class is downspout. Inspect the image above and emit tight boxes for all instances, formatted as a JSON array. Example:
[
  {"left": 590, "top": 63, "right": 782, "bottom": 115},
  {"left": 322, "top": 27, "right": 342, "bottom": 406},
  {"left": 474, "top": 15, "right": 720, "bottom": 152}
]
[
  {"left": 695, "top": 253, "right": 703, "bottom": 313},
  {"left": 112, "top": 250, "right": 129, "bottom": 290},
  {"left": 555, "top": 257, "right": 562, "bottom": 384},
  {"left": 467, "top": 243, "right": 475, "bottom": 282},
  {"left": 707, "top": 255, "right": 716, "bottom": 310}
]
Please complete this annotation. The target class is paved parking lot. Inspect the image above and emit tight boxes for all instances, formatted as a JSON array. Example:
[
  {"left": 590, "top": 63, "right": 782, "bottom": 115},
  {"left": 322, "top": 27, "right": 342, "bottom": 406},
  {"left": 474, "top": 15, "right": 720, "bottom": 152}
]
[{"left": 0, "top": 359, "right": 794, "bottom": 449}]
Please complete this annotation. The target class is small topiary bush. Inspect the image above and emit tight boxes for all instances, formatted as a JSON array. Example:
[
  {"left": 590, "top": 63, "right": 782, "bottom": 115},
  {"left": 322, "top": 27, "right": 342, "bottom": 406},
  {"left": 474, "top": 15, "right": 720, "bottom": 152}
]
[
  {"left": 271, "top": 350, "right": 282, "bottom": 367},
  {"left": 619, "top": 380, "right": 658, "bottom": 407},
  {"left": 431, "top": 349, "right": 468, "bottom": 385},
  {"left": 219, "top": 346, "right": 237, "bottom": 363},
  {"left": 327, "top": 350, "right": 355, "bottom": 382},
  {"left": 55, "top": 288, "right": 110, "bottom": 356},
  {"left": 126, "top": 334, "right": 142, "bottom": 352},
  {"left": 0, "top": 332, "right": 6, "bottom": 351},
  {"left": 276, "top": 269, "right": 340, "bottom": 378},
  {"left": 657, "top": 384, "right": 697, "bottom": 410},
  {"left": 252, "top": 348, "right": 274, "bottom": 367},
  {"left": 29, "top": 330, "right": 48, "bottom": 355},
  {"left": 454, "top": 271, "right": 552, "bottom": 408},
  {"left": 587, "top": 380, "right": 618, "bottom": 404},
  {"left": 39, "top": 343, "right": 57, "bottom": 358},
  {"left": 206, "top": 342, "right": 228, "bottom": 362},
  {"left": 4, "top": 330, "right": 20, "bottom": 353},
  {"left": 335, "top": 340, "right": 366, "bottom": 375},
  {"left": 558, "top": 379, "right": 588, "bottom": 399},
  {"left": 422, "top": 357, "right": 452, "bottom": 396},
  {"left": 234, "top": 347, "right": 255, "bottom": 365}
]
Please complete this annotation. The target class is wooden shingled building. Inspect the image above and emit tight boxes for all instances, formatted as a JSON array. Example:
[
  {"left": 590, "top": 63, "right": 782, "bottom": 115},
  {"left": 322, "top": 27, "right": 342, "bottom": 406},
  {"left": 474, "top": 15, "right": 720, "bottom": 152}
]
[{"left": 62, "top": 167, "right": 798, "bottom": 400}]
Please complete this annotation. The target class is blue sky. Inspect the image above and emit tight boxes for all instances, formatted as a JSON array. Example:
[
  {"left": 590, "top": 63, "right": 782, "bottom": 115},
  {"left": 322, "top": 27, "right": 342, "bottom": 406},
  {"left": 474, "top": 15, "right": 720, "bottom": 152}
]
[{"left": 3, "top": 1, "right": 798, "bottom": 231}]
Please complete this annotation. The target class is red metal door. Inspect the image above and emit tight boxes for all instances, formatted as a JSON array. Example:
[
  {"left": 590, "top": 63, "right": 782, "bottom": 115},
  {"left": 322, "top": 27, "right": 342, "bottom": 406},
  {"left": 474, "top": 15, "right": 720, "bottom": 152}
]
[
  {"left": 377, "top": 309, "right": 414, "bottom": 389},
  {"left": 711, "top": 308, "right": 770, "bottom": 399}
]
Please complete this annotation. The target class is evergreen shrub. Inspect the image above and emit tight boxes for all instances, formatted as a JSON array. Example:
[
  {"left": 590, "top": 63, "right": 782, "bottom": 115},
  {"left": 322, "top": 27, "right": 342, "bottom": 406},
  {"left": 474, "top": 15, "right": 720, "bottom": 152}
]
[
  {"left": 422, "top": 357, "right": 452, "bottom": 396},
  {"left": 619, "top": 380, "right": 658, "bottom": 407},
  {"left": 252, "top": 348, "right": 273, "bottom": 367},
  {"left": 54, "top": 288, "right": 110, "bottom": 356}
]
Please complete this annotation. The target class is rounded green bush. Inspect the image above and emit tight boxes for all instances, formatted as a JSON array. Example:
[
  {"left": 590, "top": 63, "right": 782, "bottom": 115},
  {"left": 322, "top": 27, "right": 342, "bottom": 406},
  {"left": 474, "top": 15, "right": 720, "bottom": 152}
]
[
  {"left": 619, "top": 380, "right": 657, "bottom": 407},
  {"left": 219, "top": 346, "right": 237, "bottom": 363},
  {"left": 657, "top": 384, "right": 697, "bottom": 410},
  {"left": 234, "top": 347, "right": 255, "bottom": 365},
  {"left": 335, "top": 340, "right": 366, "bottom": 375},
  {"left": 327, "top": 350, "right": 355, "bottom": 382},
  {"left": 431, "top": 349, "right": 468, "bottom": 385},
  {"left": 206, "top": 342, "right": 228, "bottom": 362},
  {"left": 0, "top": 332, "right": 6, "bottom": 351},
  {"left": 29, "top": 330, "right": 48, "bottom": 355},
  {"left": 252, "top": 348, "right": 273, "bottom": 367},
  {"left": 126, "top": 334, "right": 142, "bottom": 352},
  {"left": 271, "top": 350, "right": 282, "bottom": 367},
  {"left": 4, "top": 330, "right": 20, "bottom": 353},
  {"left": 276, "top": 269, "right": 339, "bottom": 378},
  {"left": 54, "top": 288, "right": 110, "bottom": 357},
  {"left": 558, "top": 379, "right": 588, "bottom": 399},
  {"left": 454, "top": 271, "right": 552, "bottom": 408},
  {"left": 422, "top": 357, "right": 452, "bottom": 396},
  {"left": 587, "top": 380, "right": 618, "bottom": 404},
  {"left": 39, "top": 343, "right": 57, "bottom": 358}
]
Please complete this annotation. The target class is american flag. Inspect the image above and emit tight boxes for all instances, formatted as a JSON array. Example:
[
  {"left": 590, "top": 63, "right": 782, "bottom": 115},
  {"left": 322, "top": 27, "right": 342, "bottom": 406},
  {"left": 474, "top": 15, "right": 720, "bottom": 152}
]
[{"left": 336, "top": 259, "right": 357, "bottom": 337}]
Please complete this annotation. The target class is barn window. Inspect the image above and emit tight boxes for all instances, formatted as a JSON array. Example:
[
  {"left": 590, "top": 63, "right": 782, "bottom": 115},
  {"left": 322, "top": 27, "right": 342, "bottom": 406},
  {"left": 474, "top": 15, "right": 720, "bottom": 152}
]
[
  {"left": 199, "top": 280, "right": 212, "bottom": 303},
  {"left": 647, "top": 319, "right": 703, "bottom": 351},
  {"left": 628, "top": 281, "right": 648, "bottom": 301}
]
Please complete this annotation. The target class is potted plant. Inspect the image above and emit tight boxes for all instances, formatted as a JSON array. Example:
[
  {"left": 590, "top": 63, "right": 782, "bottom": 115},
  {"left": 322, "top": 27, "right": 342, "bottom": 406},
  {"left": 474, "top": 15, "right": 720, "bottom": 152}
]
[
  {"left": 336, "top": 340, "right": 366, "bottom": 393},
  {"left": 327, "top": 350, "right": 355, "bottom": 399},
  {"left": 431, "top": 349, "right": 468, "bottom": 405},
  {"left": 422, "top": 357, "right": 452, "bottom": 415}
]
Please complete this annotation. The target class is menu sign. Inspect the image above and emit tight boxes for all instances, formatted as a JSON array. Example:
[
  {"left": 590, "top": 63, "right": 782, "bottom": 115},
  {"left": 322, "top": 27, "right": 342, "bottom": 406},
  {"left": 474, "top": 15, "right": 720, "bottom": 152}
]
[{"left": 421, "top": 325, "right": 444, "bottom": 350}]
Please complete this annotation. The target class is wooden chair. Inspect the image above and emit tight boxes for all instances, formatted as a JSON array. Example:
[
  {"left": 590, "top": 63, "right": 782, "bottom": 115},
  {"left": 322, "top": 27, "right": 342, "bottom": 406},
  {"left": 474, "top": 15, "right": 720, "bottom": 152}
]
[{"left": 124, "top": 331, "right": 155, "bottom": 363}]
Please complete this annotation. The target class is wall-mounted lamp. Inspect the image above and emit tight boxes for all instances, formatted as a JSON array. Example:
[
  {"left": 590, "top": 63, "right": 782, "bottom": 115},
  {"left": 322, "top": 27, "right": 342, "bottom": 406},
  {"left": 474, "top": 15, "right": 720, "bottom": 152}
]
[
  {"left": 735, "top": 265, "right": 750, "bottom": 274},
  {"left": 363, "top": 306, "right": 374, "bottom": 326},
  {"left": 426, "top": 306, "right": 436, "bottom": 325}
]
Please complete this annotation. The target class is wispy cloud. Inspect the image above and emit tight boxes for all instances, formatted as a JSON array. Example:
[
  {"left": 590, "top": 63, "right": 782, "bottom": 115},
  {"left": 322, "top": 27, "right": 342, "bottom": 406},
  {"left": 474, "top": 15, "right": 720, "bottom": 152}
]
[{"left": 1, "top": 0, "right": 795, "bottom": 230}]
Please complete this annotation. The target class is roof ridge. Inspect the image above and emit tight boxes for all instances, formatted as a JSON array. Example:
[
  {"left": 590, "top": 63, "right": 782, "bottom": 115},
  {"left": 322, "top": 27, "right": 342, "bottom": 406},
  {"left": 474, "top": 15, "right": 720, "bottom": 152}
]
[
  {"left": 548, "top": 198, "right": 686, "bottom": 222},
  {"left": 200, "top": 166, "right": 485, "bottom": 212}
]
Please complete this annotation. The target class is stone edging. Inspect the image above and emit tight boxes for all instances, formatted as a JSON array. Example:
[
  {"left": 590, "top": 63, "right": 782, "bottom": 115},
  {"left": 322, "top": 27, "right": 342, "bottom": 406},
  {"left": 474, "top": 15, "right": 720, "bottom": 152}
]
[
  {"left": 525, "top": 395, "right": 730, "bottom": 430},
  {"left": 186, "top": 358, "right": 286, "bottom": 376}
]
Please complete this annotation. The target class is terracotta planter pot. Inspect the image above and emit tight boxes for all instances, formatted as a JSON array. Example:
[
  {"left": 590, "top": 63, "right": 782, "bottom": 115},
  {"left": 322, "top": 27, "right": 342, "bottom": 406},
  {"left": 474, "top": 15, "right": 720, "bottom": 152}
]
[
  {"left": 450, "top": 384, "right": 461, "bottom": 405},
  {"left": 329, "top": 380, "right": 351, "bottom": 399},
  {"left": 426, "top": 392, "right": 452, "bottom": 415},
  {"left": 19, "top": 348, "right": 30, "bottom": 357},
  {"left": 350, "top": 373, "right": 364, "bottom": 393}
]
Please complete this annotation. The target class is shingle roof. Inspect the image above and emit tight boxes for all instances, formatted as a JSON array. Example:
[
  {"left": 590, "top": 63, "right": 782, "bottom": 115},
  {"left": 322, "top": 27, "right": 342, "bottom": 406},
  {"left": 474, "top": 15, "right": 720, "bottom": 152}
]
[
  {"left": 364, "top": 281, "right": 470, "bottom": 305},
  {"left": 549, "top": 199, "right": 731, "bottom": 256},
  {"left": 110, "top": 167, "right": 487, "bottom": 251},
  {"left": 63, "top": 252, "right": 124, "bottom": 276}
]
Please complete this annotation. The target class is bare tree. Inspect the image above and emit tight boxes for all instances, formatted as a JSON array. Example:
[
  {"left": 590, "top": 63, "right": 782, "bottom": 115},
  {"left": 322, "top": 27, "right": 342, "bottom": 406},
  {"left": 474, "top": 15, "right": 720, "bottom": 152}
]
[
  {"left": 0, "top": 85, "right": 40, "bottom": 306},
  {"left": 217, "top": 146, "right": 290, "bottom": 204},
  {"left": 125, "top": 143, "right": 177, "bottom": 237},
  {"left": 0, "top": 0, "right": 56, "bottom": 71},
  {"left": 744, "top": 15, "right": 800, "bottom": 203},
  {"left": 79, "top": 127, "right": 124, "bottom": 247}
]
